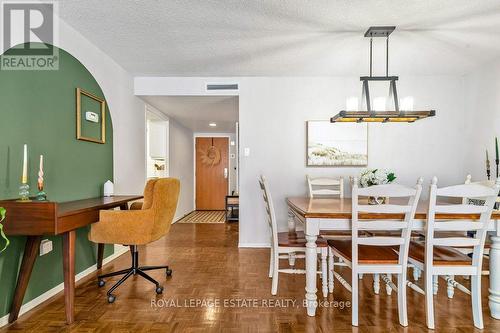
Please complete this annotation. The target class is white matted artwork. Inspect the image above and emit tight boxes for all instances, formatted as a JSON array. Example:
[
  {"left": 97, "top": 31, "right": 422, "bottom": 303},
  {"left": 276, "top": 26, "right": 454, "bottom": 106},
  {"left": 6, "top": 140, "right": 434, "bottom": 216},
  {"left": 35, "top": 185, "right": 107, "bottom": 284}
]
[{"left": 307, "top": 121, "right": 368, "bottom": 166}]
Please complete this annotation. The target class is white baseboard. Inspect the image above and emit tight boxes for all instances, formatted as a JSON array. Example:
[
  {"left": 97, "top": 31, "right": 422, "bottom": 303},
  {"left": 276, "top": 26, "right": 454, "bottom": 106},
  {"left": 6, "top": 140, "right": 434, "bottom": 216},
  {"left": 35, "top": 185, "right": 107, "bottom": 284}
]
[
  {"left": 238, "top": 242, "right": 270, "bottom": 248},
  {"left": 0, "top": 246, "right": 129, "bottom": 328}
]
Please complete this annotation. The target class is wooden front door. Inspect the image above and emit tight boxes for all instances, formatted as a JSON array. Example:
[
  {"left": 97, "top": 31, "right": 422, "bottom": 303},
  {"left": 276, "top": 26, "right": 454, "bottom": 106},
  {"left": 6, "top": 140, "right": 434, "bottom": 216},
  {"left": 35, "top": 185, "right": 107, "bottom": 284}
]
[{"left": 196, "top": 137, "right": 229, "bottom": 210}]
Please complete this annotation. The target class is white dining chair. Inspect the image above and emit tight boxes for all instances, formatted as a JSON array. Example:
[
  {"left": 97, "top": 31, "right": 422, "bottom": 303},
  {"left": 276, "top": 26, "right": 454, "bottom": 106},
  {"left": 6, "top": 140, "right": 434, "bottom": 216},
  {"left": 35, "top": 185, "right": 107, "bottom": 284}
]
[
  {"left": 328, "top": 178, "right": 423, "bottom": 326},
  {"left": 436, "top": 174, "right": 496, "bottom": 299},
  {"left": 307, "top": 175, "right": 344, "bottom": 198},
  {"left": 259, "top": 175, "right": 331, "bottom": 297},
  {"left": 306, "top": 175, "right": 352, "bottom": 292},
  {"left": 406, "top": 177, "right": 499, "bottom": 329}
]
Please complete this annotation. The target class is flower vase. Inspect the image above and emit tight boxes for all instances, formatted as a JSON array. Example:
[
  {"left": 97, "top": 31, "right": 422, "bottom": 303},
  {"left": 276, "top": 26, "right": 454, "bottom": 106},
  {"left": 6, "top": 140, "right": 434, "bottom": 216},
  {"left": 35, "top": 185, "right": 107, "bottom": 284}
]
[{"left": 368, "top": 196, "right": 386, "bottom": 205}]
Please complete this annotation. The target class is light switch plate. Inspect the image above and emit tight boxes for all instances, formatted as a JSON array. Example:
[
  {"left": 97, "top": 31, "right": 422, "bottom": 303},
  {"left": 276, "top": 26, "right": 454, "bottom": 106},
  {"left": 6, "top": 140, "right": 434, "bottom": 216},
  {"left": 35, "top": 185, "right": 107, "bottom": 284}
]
[
  {"left": 85, "top": 111, "right": 99, "bottom": 123},
  {"left": 40, "top": 239, "right": 53, "bottom": 256},
  {"left": 244, "top": 148, "right": 250, "bottom": 157}
]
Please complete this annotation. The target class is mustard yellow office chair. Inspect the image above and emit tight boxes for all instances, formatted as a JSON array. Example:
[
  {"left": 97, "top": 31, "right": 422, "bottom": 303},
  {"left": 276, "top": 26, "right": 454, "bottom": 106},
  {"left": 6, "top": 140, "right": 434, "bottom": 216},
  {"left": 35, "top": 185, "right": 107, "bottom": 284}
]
[{"left": 89, "top": 178, "right": 180, "bottom": 303}]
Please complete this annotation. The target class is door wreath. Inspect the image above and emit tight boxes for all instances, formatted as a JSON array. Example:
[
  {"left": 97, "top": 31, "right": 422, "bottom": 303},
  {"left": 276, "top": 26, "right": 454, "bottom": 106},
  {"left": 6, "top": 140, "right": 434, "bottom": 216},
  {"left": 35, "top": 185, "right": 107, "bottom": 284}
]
[{"left": 199, "top": 138, "right": 221, "bottom": 166}]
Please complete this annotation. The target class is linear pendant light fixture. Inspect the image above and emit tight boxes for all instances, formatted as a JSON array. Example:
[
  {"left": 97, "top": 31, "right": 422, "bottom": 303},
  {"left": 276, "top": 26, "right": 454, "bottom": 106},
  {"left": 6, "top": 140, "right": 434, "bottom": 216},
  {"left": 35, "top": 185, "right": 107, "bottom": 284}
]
[{"left": 331, "top": 26, "right": 436, "bottom": 123}]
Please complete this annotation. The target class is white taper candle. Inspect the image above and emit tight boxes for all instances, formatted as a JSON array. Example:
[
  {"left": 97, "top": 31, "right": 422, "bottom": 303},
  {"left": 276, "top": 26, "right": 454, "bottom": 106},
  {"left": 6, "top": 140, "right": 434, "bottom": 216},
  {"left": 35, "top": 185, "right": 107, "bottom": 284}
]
[{"left": 22, "top": 144, "right": 28, "bottom": 184}]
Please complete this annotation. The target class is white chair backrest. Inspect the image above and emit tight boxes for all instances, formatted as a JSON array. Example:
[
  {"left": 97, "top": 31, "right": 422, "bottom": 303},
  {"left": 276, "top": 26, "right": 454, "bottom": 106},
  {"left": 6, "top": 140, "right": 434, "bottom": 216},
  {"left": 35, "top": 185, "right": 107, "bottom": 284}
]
[
  {"left": 463, "top": 174, "right": 497, "bottom": 206},
  {"left": 307, "top": 175, "right": 344, "bottom": 198},
  {"left": 351, "top": 178, "right": 423, "bottom": 266},
  {"left": 259, "top": 175, "right": 278, "bottom": 249},
  {"left": 426, "top": 177, "right": 500, "bottom": 271}
]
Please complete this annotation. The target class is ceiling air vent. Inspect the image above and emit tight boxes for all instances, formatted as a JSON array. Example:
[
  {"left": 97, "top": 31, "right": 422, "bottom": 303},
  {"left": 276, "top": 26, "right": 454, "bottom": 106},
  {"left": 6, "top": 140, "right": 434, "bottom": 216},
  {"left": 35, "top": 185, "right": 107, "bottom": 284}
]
[{"left": 206, "top": 83, "right": 239, "bottom": 91}]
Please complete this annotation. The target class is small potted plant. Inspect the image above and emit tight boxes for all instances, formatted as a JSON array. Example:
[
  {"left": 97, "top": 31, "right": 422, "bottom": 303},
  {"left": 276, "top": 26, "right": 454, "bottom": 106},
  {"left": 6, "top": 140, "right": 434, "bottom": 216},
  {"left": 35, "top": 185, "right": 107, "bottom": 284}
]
[
  {"left": 0, "top": 207, "right": 8, "bottom": 253},
  {"left": 359, "top": 169, "right": 397, "bottom": 204}
]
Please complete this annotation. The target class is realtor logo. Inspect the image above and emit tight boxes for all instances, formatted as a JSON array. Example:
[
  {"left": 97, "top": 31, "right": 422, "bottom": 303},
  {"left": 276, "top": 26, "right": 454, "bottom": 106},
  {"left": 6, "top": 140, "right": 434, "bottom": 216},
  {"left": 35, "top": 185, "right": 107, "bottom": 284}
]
[{"left": 1, "top": 1, "right": 59, "bottom": 70}]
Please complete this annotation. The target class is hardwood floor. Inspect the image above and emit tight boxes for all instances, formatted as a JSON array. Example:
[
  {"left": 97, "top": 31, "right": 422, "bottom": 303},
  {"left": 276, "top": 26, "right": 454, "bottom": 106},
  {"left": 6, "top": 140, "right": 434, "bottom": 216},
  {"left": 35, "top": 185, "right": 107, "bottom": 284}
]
[{"left": 2, "top": 223, "right": 499, "bottom": 332}]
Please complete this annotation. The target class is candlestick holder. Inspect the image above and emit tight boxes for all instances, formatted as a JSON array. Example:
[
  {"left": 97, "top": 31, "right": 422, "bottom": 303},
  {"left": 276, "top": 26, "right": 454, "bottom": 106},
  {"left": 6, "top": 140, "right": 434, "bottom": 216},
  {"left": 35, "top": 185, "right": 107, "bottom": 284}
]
[
  {"left": 36, "top": 190, "right": 47, "bottom": 201},
  {"left": 36, "top": 171, "right": 47, "bottom": 201},
  {"left": 487, "top": 168, "right": 491, "bottom": 180},
  {"left": 18, "top": 183, "right": 31, "bottom": 202},
  {"left": 36, "top": 185, "right": 47, "bottom": 201}
]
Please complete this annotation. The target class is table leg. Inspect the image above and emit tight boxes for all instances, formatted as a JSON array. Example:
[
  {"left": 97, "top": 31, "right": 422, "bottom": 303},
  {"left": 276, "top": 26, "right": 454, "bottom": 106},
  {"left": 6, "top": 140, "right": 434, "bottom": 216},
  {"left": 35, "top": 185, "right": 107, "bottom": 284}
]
[
  {"left": 63, "top": 230, "right": 76, "bottom": 324},
  {"left": 489, "top": 236, "right": 500, "bottom": 319},
  {"left": 305, "top": 219, "right": 320, "bottom": 316},
  {"left": 97, "top": 244, "right": 104, "bottom": 269},
  {"left": 8, "top": 236, "right": 42, "bottom": 323},
  {"left": 287, "top": 209, "right": 296, "bottom": 233}
]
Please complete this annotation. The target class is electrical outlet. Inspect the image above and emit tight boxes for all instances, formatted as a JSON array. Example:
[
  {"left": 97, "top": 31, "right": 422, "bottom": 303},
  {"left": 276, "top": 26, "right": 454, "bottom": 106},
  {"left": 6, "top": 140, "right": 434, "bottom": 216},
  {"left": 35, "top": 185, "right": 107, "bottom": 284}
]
[{"left": 39, "top": 239, "right": 53, "bottom": 256}]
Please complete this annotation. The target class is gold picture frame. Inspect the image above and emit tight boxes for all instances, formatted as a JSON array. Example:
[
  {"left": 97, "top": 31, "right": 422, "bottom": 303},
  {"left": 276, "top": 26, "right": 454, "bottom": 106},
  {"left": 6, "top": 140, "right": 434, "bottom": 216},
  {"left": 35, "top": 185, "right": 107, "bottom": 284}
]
[{"left": 76, "top": 87, "right": 106, "bottom": 144}]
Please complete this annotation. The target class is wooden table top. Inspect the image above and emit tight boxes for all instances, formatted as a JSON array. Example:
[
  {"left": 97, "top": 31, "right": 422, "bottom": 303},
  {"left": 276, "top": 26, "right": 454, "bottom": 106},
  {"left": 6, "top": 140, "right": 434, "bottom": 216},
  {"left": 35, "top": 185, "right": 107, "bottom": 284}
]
[
  {"left": 57, "top": 195, "right": 143, "bottom": 217},
  {"left": 0, "top": 195, "right": 143, "bottom": 236},
  {"left": 286, "top": 197, "right": 500, "bottom": 220}
]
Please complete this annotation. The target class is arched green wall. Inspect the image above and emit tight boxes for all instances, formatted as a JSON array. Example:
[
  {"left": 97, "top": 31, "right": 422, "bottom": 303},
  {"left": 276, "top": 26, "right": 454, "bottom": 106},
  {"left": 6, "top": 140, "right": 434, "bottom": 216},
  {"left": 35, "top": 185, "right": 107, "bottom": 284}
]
[{"left": 0, "top": 44, "right": 114, "bottom": 318}]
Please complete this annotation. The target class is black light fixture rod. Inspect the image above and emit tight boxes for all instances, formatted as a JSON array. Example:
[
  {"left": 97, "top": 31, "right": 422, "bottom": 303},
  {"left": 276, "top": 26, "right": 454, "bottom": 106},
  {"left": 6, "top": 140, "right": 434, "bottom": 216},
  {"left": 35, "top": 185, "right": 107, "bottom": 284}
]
[
  {"left": 386, "top": 36, "right": 389, "bottom": 77},
  {"left": 369, "top": 37, "right": 373, "bottom": 77}
]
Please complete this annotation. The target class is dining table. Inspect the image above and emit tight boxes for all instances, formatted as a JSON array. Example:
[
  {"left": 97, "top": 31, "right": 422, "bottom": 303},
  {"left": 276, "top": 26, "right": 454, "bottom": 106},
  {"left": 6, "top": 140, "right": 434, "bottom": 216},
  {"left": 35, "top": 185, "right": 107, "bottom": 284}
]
[{"left": 286, "top": 196, "right": 500, "bottom": 319}]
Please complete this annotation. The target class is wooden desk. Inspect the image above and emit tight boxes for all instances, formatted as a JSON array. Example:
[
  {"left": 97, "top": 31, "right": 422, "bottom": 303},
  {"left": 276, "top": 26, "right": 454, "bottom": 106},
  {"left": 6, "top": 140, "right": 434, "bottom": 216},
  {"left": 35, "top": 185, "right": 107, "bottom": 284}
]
[
  {"left": 286, "top": 197, "right": 500, "bottom": 318},
  {"left": 0, "top": 195, "right": 143, "bottom": 324}
]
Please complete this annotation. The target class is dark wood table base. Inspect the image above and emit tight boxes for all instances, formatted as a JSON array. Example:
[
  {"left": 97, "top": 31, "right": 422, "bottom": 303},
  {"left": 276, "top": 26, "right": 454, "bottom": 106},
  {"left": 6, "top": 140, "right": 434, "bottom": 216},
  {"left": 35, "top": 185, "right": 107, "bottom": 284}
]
[{"left": 2, "top": 196, "right": 141, "bottom": 325}]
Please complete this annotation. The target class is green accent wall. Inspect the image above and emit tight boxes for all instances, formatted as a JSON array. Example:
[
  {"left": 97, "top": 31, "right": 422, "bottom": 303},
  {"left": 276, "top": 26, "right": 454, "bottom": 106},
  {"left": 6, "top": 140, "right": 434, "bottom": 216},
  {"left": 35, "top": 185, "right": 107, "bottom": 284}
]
[{"left": 0, "top": 44, "right": 114, "bottom": 318}]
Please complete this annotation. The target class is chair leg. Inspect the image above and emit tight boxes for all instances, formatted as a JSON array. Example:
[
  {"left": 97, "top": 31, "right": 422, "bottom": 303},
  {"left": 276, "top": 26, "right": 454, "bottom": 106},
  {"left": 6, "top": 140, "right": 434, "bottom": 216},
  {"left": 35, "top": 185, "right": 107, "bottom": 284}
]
[
  {"left": 352, "top": 270, "right": 359, "bottom": 326},
  {"left": 268, "top": 248, "right": 274, "bottom": 278},
  {"left": 137, "top": 269, "right": 161, "bottom": 288},
  {"left": 107, "top": 270, "right": 134, "bottom": 297},
  {"left": 288, "top": 252, "right": 296, "bottom": 267},
  {"left": 321, "top": 249, "right": 328, "bottom": 298},
  {"left": 398, "top": 273, "right": 408, "bottom": 327},
  {"left": 98, "top": 268, "right": 132, "bottom": 279},
  {"left": 433, "top": 275, "right": 439, "bottom": 295},
  {"left": 140, "top": 265, "right": 169, "bottom": 271},
  {"left": 386, "top": 274, "right": 393, "bottom": 295},
  {"left": 328, "top": 249, "right": 334, "bottom": 293},
  {"left": 471, "top": 275, "right": 484, "bottom": 329},
  {"left": 413, "top": 267, "right": 420, "bottom": 281},
  {"left": 271, "top": 255, "right": 279, "bottom": 295},
  {"left": 446, "top": 275, "right": 455, "bottom": 299},
  {"left": 425, "top": 273, "right": 435, "bottom": 329},
  {"left": 373, "top": 273, "right": 380, "bottom": 294},
  {"left": 99, "top": 246, "right": 169, "bottom": 303}
]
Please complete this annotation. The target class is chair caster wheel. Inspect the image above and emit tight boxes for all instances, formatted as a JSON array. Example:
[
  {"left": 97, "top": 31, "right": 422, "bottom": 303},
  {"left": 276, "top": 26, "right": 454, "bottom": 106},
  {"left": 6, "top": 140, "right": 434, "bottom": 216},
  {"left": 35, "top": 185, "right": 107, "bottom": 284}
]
[
  {"left": 156, "top": 286, "right": 164, "bottom": 294},
  {"left": 166, "top": 268, "right": 173, "bottom": 277},
  {"left": 107, "top": 294, "right": 116, "bottom": 303},
  {"left": 98, "top": 279, "right": 105, "bottom": 287}
]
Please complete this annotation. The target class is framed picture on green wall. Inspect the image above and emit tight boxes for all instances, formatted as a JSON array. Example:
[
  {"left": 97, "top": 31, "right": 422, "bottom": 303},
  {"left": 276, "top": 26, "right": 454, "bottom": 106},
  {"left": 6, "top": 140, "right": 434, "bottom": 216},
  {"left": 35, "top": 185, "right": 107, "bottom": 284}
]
[{"left": 76, "top": 87, "right": 106, "bottom": 144}]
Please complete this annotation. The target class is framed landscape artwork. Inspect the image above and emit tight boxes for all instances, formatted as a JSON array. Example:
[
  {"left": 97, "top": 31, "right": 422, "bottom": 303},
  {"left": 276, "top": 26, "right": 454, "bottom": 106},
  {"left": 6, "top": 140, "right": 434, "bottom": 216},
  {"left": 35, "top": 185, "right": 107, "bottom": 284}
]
[{"left": 306, "top": 121, "right": 368, "bottom": 167}]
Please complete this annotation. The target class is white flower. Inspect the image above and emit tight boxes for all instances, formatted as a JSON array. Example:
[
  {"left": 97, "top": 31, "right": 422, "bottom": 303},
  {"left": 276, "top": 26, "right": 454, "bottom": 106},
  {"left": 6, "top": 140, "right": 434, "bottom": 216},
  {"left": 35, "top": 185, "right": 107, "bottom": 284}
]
[{"left": 358, "top": 168, "right": 396, "bottom": 187}]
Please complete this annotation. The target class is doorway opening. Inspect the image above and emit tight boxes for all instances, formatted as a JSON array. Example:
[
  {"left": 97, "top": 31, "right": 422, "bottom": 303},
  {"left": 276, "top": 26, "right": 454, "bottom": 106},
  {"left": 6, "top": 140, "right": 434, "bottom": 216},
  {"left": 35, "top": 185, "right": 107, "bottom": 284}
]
[
  {"left": 140, "top": 95, "right": 239, "bottom": 225},
  {"left": 146, "top": 106, "right": 169, "bottom": 179}
]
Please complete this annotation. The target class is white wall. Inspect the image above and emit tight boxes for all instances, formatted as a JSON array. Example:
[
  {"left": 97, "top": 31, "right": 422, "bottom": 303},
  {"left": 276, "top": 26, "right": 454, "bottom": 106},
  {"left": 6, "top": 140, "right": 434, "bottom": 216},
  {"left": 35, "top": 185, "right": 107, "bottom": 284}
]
[
  {"left": 464, "top": 59, "right": 500, "bottom": 181},
  {"left": 135, "top": 76, "right": 467, "bottom": 247},
  {"left": 169, "top": 119, "right": 195, "bottom": 220},
  {"left": 57, "top": 20, "right": 146, "bottom": 195}
]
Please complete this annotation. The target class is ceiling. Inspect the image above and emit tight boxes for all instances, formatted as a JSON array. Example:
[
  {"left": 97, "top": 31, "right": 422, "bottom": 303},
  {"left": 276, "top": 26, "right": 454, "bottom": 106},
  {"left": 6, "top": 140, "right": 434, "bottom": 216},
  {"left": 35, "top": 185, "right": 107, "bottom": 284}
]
[
  {"left": 57, "top": 0, "right": 500, "bottom": 76},
  {"left": 142, "top": 96, "right": 239, "bottom": 133}
]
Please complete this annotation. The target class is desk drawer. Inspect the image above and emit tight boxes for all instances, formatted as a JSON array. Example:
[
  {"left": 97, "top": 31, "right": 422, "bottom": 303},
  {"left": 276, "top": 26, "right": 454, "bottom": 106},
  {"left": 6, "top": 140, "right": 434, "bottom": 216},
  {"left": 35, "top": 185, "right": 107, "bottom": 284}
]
[{"left": 56, "top": 210, "right": 100, "bottom": 235}]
